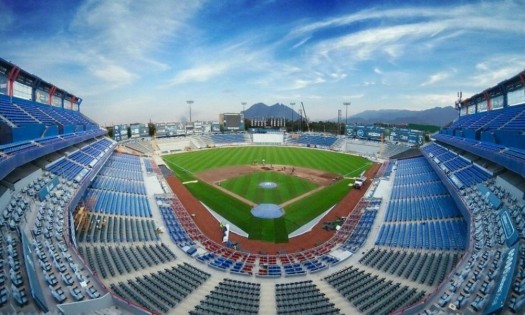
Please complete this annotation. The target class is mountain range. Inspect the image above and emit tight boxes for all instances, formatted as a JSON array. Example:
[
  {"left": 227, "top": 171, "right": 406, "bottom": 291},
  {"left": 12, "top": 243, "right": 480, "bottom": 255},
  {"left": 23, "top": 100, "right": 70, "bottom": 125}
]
[
  {"left": 244, "top": 103, "right": 302, "bottom": 121},
  {"left": 244, "top": 103, "right": 457, "bottom": 127},
  {"left": 347, "top": 106, "right": 458, "bottom": 127}
]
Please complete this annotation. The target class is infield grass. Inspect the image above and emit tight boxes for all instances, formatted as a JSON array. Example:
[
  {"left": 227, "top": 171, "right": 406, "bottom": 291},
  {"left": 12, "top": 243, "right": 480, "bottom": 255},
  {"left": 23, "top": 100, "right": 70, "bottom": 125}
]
[
  {"left": 220, "top": 171, "right": 318, "bottom": 204},
  {"left": 163, "top": 146, "right": 372, "bottom": 243}
]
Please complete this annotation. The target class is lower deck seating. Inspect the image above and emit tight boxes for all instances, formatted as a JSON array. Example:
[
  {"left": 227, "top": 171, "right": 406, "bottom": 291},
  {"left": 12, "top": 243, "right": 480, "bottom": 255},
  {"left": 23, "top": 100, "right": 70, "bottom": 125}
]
[
  {"left": 111, "top": 263, "right": 210, "bottom": 314},
  {"left": 375, "top": 220, "right": 467, "bottom": 250},
  {"left": 275, "top": 280, "right": 341, "bottom": 315},
  {"left": 190, "top": 279, "right": 261, "bottom": 315},
  {"left": 79, "top": 244, "right": 176, "bottom": 279},
  {"left": 325, "top": 266, "right": 426, "bottom": 315},
  {"left": 76, "top": 214, "right": 158, "bottom": 243},
  {"left": 359, "top": 248, "right": 459, "bottom": 286}
]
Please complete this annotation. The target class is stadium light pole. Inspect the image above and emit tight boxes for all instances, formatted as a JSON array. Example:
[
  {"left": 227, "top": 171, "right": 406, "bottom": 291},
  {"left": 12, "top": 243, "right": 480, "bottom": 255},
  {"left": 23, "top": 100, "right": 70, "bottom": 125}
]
[
  {"left": 290, "top": 102, "right": 296, "bottom": 132},
  {"left": 343, "top": 102, "right": 351, "bottom": 131},
  {"left": 241, "top": 102, "right": 247, "bottom": 115},
  {"left": 241, "top": 102, "right": 247, "bottom": 131},
  {"left": 186, "top": 100, "right": 194, "bottom": 123},
  {"left": 343, "top": 102, "right": 351, "bottom": 153}
]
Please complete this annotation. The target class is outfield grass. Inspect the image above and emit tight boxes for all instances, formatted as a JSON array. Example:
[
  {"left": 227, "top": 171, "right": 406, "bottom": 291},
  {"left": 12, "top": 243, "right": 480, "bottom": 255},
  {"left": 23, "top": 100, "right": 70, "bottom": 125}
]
[
  {"left": 163, "top": 146, "right": 372, "bottom": 243},
  {"left": 165, "top": 146, "right": 370, "bottom": 177},
  {"left": 220, "top": 171, "right": 318, "bottom": 204}
]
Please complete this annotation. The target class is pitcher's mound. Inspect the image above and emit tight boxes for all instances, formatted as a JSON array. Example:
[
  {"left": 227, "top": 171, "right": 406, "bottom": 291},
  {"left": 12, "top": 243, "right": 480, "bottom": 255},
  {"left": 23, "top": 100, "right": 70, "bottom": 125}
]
[{"left": 259, "top": 181, "right": 277, "bottom": 189}]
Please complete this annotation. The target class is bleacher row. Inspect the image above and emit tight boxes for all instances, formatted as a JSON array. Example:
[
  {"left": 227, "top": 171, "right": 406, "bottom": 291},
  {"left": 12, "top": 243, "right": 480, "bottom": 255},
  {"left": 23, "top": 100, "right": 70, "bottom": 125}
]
[
  {"left": 210, "top": 133, "right": 249, "bottom": 145},
  {"left": 287, "top": 134, "right": 338, "bottom": 148},
  {"left": 190, "top": 279, "right": 261, "bottom": 315},
  {"left": 76, "top": 214, "right": 159, "bottom": 243},
  {"left": 194, "top": 238, "right": 341, "bottom": 277},
  {"left": 390, "top": 182, "right": 448, "bottom": 199},
  {"left": 325, "top": 266, "right": 426, "bottom": 315},
  {"left": 375, "top": 220, "right": 467, "bottom": 250},
  {"left": 0, "top": 94, "right": 97, "bottom": 135},
  {"left": 432, "top": 133, "right": 525, "bottom": 178},
  {"left": 123, "top": 139, "right": 155, "bottom": 154},
  {"left": 97, "top": 154, "right": 143, "bottom": 181},
  {"left": 157, "top": 198, "right": 194, "bottom": 246},
  {"left": 329, "top": 199, "right": 379, "bottom": 252},
  {"left": 422, "top": 143, "right": 491, "bottom": 189},
  {"left": 385, "top": 195, "right": 462, "bottom": 222},
  {"left": 444, "top": 103, "right": 525, "bottom": 132},
  {"left": 90, "top": 175, "right": 147, "bottom": 194},
  {"left": 110, "top": 263, "right": 210, "bottom": 314},
  {"left": 275, "top": 280, "right": 341, "bottom": 315},
  {"left": 78, "top": 244, "right": 176, "bottom": 279},
  {"left": 340, "top": 208, "right": 378, "bottom": 252},
  {"left": 393, "top": 171, "right": 440, "bottom": 185},
  {"left": 374, "top": 156, "right": 469, "bottom": 253},
  {"left": 81, "top": 152, "right": 152, "bottom": 217},
  {"left": 83, "top": 189, "right": 152, "bottom": 217},
  {"left": 47, "top": 138, "right": 114, "bottom": 182},
  {"left": 360, "top": 248, "right": 459, "bottom": 286}
]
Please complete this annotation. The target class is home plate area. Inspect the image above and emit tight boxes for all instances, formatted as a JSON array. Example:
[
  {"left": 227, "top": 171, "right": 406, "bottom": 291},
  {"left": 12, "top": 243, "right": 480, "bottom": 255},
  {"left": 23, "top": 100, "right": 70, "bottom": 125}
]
[{"left": 250, "top": 203, "right": 284, "bottom": 219}]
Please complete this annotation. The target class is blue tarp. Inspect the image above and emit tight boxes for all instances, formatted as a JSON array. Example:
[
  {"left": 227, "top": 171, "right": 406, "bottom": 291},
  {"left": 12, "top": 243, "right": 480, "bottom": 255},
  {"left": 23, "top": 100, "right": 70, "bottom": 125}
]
[
  {"left": 484, "top": 244, "right": 520, "bottom": 315},
  {"left": 499, "top": 209, "right": 519, "bottom": 247},
  {"left": 478, "top": 184, "right": 502, "bottom": 209}
]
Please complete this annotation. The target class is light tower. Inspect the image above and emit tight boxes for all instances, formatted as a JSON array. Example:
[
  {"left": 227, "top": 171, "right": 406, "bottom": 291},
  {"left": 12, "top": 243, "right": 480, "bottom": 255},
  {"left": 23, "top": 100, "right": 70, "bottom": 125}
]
[
  {"left": 343, "top": 102, "right": 351, "bottom": 135},
  {"left": 241, "top": 102, "right": 247, "bottom": 131},
  {"left": 290, "top": 102, "right": 296, "bottom": 132},
  {"left": 187, "top": 100, "right": 194, "bottom": 122}
]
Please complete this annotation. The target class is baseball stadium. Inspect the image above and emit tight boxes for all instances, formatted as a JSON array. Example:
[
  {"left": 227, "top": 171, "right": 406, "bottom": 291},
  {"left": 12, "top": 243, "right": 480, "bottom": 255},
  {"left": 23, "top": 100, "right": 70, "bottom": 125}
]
[{"left": 1, "top": 54, "right": 525, "bottom": 315}]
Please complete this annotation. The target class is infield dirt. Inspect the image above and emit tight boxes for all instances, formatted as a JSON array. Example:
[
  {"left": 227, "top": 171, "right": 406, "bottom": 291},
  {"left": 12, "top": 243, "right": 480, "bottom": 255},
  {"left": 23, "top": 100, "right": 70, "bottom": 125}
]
[{"left": 197, "top": 164, "right": 340, "bottom": 187}]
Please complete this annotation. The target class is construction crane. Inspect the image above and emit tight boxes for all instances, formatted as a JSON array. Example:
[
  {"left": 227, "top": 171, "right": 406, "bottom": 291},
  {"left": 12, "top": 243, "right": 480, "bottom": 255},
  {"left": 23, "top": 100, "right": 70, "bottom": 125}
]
[{"left": 301, "top": 102, "right": 310, "bottom": 132}]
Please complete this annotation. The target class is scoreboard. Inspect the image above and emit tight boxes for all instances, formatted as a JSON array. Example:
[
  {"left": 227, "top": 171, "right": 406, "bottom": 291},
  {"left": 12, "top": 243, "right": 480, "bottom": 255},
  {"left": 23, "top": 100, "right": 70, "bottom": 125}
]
[
  {"left": 222, "top": 113, "right": 245, "bottom": 131},
  {"left": 346, "top": 125, "right": 424, "bottom": 145},
  {"left": 130, "top": 123, "right": 149, "bottom": 138},
  {"left": 156, "top": 122, "right": 183, "bottom": 137},
  {"left": 113, "top": 124, "right": 128, "bottom": 142}
]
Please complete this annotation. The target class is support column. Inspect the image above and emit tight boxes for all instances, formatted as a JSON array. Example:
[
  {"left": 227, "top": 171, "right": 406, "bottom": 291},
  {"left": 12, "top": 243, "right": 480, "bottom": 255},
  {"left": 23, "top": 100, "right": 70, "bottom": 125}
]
[
  {"left": 7, "top": 66, "right": 20, "bottom": 97},
  {"left": 49, "top": 86, "right": 56, "bottom": 106}
]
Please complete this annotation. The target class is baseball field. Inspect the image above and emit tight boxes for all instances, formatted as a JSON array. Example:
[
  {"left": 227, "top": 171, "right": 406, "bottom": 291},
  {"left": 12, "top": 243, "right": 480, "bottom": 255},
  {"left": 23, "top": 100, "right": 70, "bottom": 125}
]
[{"left": 163, "top": 146, "right": 372, "bottom": 243}]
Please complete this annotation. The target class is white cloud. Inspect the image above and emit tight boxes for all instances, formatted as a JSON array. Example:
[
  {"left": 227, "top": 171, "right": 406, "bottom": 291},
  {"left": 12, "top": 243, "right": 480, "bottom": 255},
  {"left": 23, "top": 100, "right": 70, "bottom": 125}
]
[
  {"left": 289, "top": 1, "right": 525, "bottom": 40},
  {"left": 469, "top": 55, "right": 525, "bottom": 87},
  {"left": 403, "top": 93, "right": 457, "bottom": 108},
  {"left": 330, "top": 72, "right": 347, "bottom": 80},
  {"left": 290, "top": 77, "right": 326, "bottom": 90},
  {"left": 71, "top": 0, "right": 201, "bottom": 57},
  {"left": 421, "top": 70, "right": 452, "bottom": 86},
  {"left": 285, "top": 1, "right": 525, "bottom": 74},
  {"left": 292, "top": 36, "right": 311, "bottom": 50},
  {"left": 90, "top": 63, "right": 138, "bottom": 87},
  {"left": 166, "top": 63, "right": 231, "bottom": 86}
]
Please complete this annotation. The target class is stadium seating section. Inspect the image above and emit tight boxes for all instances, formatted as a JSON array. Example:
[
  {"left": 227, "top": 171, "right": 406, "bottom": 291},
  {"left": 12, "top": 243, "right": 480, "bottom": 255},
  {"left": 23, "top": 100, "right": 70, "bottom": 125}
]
[{"left": 1, "top": 77, "right": 525, "bottom": 314}]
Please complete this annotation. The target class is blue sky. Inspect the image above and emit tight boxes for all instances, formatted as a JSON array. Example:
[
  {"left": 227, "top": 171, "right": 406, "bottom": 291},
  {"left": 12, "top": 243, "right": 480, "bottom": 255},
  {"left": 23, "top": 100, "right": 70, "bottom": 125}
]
[{"left": 1, "top": 0, "right": 524, "bottom": 125}]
